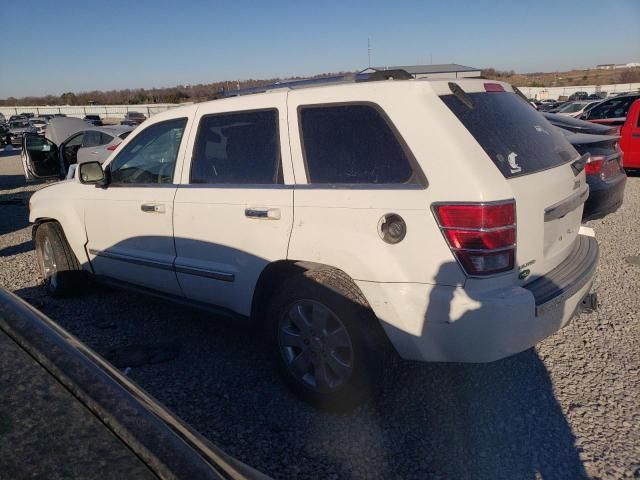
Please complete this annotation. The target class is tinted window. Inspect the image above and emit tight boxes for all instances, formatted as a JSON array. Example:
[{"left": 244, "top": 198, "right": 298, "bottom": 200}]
[
  {"left": 300, "top": 104, "right": 416, "bottom": 184},
  {"left": 190, "top": 109, "right": 281, "bottom": 184},
  {"left": 441, "top": 91, "right": 577, "bottom": 178},
  {"left": 110, "top": 118, "right": 187, "bottom": 185},
  {"left": 82, "top": 131, "right": 101, "bottom": 147},
  {"left": 100, "top": 133, "right": 114, "bottom": 145},
  {"left": 588, "top": 95, "right": 639, "bottom": 119}
]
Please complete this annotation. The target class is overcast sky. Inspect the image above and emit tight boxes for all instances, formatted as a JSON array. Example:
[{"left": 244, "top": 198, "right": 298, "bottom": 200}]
[{"left": 2, "top": 0, "right": 639, "bottom": 98}]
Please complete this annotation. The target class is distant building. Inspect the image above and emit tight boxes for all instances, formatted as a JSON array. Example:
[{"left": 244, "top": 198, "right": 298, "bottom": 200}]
[
  {"left": 359, "top": 63, "right": 481, "bottom": 79},
  {"left": 614, "top": 62, "right": 640, "bottom": 69},
  {"left": 596, "top": 62, "right": 640, "bottom": 70}
]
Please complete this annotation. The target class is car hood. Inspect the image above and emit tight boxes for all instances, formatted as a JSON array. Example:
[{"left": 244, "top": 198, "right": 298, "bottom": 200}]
[{"left": 45, "top": 117, "right": 88, "bottom": 145}]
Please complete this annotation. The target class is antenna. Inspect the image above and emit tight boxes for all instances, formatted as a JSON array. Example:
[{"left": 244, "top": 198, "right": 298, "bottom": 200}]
[{"left": 368, "top": 37, "right": 371, "bottom": 68}]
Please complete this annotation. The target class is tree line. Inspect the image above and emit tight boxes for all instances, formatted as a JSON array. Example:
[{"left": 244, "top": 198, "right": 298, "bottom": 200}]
[{"left": 0, "top": 72, "right": 348, "bottom": 106}]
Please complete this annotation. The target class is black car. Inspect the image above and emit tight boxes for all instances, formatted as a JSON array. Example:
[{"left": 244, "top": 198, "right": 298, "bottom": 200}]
[
  {"left": 0, "top": 288, "right": 267, "bottom": 480},
  {"left": 538, "top": 101, "right": 564, "bottom": 112},
  {"left": 580, "top": 93, "right": 640, "bottom": 127},
  {"left": 84, "top": 114, "right": 103, "bottom": 126},
  {"left": 0, "top": 123, "right": 9, "bottom": 146},
  {"left": 568, "top": 91, "right": 588, "bottom": 101},
  {"left": 121, "top": 111, "right": 147, "bottom": 126},
  {"left": 544, "top": 112, "right": 618, "bottom": 135},
  {"left": 556, "top": 127, "right": 626, "bottom": 220}
]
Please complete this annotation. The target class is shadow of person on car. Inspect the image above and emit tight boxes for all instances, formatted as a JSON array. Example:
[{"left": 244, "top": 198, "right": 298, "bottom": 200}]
[{"left": 366, "top": 261, "right": 587, "bottom": 479}]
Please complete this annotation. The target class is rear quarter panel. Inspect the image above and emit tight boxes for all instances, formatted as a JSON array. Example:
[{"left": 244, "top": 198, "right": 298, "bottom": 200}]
[{"left": 286, "top": 82, "right": 515, "bottom": 287}]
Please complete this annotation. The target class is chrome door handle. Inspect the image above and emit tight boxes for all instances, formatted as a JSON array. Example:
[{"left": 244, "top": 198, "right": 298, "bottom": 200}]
[
  {"left": 245, "top": 208, "right": 281, "bottom": 220},
  {"left": 141, "top": 203, "right": 165, "bottom": 213}
]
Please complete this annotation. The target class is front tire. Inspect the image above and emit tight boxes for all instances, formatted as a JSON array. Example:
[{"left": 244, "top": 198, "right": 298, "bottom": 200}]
[
  {"left": 34, "top": 222, "right": 85, "bottom": 297},
  {"left": 266, "top": 268, "right": 384, "bottom": 410}
]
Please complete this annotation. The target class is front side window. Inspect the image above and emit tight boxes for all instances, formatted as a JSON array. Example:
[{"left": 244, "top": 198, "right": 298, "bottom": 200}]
[
  {"left": 299, "top": 104, "right": 418, "bottom": 184},
  {"left": 109, "top": 118, "right": 187, "bottom": 185},
  {"left": 190, "top": 109, "right": 281, "bottom": 184}
]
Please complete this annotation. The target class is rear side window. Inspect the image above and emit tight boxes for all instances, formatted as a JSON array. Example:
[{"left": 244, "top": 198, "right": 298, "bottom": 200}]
[
  {"left": 100, "top": 133, "right": 114, "bottom": 145},
  {"left": 190, "top": 109, "right": 281, "bottom": 184},
  {"left": 119, "top": 131, "right": 131, "bottom": 140},
  {"left": 82, "top": 131, "right": 101, "bottom": 148},
  {"left": 299, "top": 104, "right": 419, "bottom": 184},
  {"left": 588, "top": 95, "right": 639, "bottom": 120},
  {"left": 441, "top": 91, "right": 577, "bottom": 178}
]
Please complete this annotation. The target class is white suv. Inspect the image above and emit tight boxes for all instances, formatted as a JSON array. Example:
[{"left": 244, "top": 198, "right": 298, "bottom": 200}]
[{"left": 27, "top": 78, "right": 599, "bottom": 409}]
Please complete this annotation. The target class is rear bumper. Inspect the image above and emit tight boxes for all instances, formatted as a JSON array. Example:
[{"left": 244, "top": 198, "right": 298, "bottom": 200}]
[
  {"left": 358, "top": 234, "right": 599, "bottom": 363},
  {"left": 583, "top": 173, "right": 626, "bottom": 221}
]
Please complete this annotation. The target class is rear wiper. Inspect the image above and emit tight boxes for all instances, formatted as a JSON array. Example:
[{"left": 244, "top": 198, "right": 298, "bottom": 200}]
[
  {"left": 448, "top": 82, "right": 474, "bottom": 109},
  {"left": 571, "top": 153, "right": 589, "bottom": 176}
]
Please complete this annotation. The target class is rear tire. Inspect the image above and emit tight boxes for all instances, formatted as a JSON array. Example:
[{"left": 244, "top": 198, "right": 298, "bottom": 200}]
[
  {"left": 34, "top": 222, "right": 85, "bottom": 297},
  {"left": 266, "top": 268, "right": 385, "bottom": 410}
]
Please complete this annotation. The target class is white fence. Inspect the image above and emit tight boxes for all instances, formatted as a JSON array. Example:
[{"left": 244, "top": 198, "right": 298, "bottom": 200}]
[
  {"left": 518, "top": 83, "right": 640, "bottom": 100},
  {"left": 0, "top": 103, "right": 186, "bottom": 120}
]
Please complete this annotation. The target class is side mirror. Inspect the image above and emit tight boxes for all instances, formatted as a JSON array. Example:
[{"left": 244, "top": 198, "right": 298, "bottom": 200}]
[{"left": 78, "top": 161, "right": 105, "bottom": 185}]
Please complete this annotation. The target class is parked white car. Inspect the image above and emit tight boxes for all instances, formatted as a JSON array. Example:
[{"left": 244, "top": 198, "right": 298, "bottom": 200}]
[
  {"left": 553, "top": 100, "right": 600, "bottom": 118},
  {"left": 26, "top": 78, "right": 599, "bottom": 408}
]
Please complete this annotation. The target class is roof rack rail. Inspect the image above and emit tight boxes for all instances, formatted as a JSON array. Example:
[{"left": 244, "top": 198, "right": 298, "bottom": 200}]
[{"left": 223, "top": 69, "right": 412, "bottom": 98}]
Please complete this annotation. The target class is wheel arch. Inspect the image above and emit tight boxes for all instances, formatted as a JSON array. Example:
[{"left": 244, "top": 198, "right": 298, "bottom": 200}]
[
  {"left": 31, "top": 213, "right": 89, "bottom": 269},
  {"left": 250, "top": 260, "right": 394, "bottom": 353}
]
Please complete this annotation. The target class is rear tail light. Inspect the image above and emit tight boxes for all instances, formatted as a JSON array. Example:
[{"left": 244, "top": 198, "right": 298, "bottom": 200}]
[
  {"left": 106, "top": 143, "right": 121, "bottom": 151},
  {"left": 433, "top": 201, "right": 516, "bottom": 276},
  {"left": 585, "top": 155, "right": 605, "bottom": 175}
]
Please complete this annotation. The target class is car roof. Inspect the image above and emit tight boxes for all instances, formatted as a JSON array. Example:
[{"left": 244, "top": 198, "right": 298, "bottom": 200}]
[{"left": 94, "top": 125, "right": 133, "bottom": 135}]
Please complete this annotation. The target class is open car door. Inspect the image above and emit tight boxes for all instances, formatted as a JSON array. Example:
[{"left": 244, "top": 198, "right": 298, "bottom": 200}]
[{"left": 21, "top": 133, "right": 62, "bottom": 181}]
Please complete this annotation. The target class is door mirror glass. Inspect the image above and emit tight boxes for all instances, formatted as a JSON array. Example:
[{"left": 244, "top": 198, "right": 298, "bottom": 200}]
[{"left": 78, "top": 161, "right": 105, "bottom": 184}]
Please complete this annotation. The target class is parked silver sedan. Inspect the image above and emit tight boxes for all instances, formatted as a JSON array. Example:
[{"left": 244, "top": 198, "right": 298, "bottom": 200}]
[{"left": 21, "top": 117, "right": 133, "bottom": 182}]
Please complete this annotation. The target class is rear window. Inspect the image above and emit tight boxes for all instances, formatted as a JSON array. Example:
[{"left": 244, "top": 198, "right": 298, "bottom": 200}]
[
  {"left": 441, "top": 90, "right": 577, "bottom": 178},
  {"left": 119, "top": 131, "right": 131, "bottom": 140},
  {"left": 588, "top": 95, "right": 639, "bottom": 120}
]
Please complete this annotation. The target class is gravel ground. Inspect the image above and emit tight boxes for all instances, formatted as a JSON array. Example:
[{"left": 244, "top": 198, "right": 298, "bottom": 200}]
[{"left": 1, "top": 149, "right": 639, "bottom": 479}]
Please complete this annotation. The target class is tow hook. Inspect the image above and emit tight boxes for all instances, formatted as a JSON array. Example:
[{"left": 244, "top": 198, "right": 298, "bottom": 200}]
[{"left": 579, "top": 292, "right": 599, "bottom": 313}]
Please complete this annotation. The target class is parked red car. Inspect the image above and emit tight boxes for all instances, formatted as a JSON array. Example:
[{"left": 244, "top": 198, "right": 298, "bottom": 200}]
[{"left": 620, "top": 99, "right": 640, "bottom": 172}]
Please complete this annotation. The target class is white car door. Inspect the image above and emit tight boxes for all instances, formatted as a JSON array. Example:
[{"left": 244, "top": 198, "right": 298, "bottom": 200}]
[
  {"left": 84, "top": 115, "right": 193, "bottom": 296},
  {"left": 173, "top": 92, "right": 294, "bottom": 316}
]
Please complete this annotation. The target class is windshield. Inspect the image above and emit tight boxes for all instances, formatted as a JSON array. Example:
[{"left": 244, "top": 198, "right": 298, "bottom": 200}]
[
  {"left": 10, "top": 121, "right": 29, "bottom": 128},
  {"left": 557, "top": 102, "right": 586, "bottom": 113},
  {"left": 441, "top": 90, "right": 577, "bottom": 178},
  {"left": 588, "top": 95, "right": 639, "bottom": 119}
]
